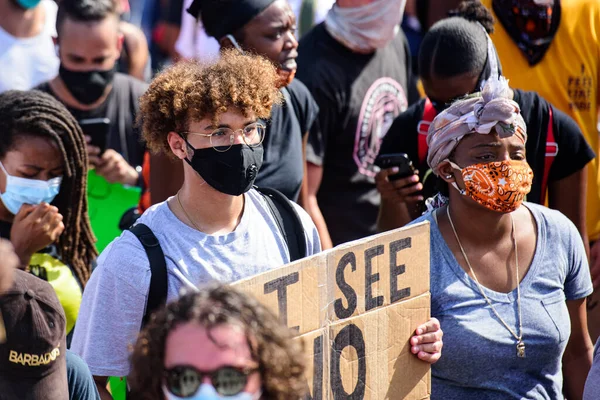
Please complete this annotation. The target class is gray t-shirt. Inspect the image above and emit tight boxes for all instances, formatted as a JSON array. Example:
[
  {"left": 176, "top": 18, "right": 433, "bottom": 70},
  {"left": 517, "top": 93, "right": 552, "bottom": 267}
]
[
  {"left": 412, "top": 203, "right": 592, "bottom": 399},
  {"left": 71, "top": 189, "right": 321, "bottom": 377},
  {"left": 584, "top": 339, "right": 600, "bottom": 400}
]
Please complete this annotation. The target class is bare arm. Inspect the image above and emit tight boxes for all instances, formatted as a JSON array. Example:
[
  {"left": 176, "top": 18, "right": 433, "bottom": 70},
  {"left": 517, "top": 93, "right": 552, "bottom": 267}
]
[
  {"left": 150, "top": 153, "right": 184, "bottom": 205},
  {"left": 119, "top": 21, "right": 150, "bottom": 81},
  {"left": 563, "top": 298, "right": 594, "bottom": 400},
  {"left": 93, "top": 376, "right": 113, "bottom": 400},
  {"left": 375, "top": 168, "right": 423, "bottom": 232},
  {"left": 548, "top": 167, "right": 590, "bottom": 257},
  {"left": 304, "top": 162, "right": 333, "bottom": 250},
  {"left": 378, "top": 199, "right": 412, "bottom": 233}
]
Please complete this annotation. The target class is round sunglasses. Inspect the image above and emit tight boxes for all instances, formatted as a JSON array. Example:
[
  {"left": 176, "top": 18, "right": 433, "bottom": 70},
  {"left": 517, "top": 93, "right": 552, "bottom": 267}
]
[{"left": 164, "top": 365, "right": 259, "bottom": 397}]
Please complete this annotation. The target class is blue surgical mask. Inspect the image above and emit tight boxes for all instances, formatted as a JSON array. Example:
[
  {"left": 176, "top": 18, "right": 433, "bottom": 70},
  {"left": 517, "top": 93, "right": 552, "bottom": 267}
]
[
  {"left": 0, "top": 162, "right": 62, "bottom": 215},
  {"left": 12, "top": 0, "right": 41, "bottom": 10},
  {"left": 162, "top": 384, "right": 260, "bottom": 400}
]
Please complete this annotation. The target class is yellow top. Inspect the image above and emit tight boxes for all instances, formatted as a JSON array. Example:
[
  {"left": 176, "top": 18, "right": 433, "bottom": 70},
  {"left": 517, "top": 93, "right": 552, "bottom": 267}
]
[
  {"left": 30, "top": 253, "right": 82, "bottom": 334},
  {"left": 482, "top": 0, "right": 600, "bottom": 239}
]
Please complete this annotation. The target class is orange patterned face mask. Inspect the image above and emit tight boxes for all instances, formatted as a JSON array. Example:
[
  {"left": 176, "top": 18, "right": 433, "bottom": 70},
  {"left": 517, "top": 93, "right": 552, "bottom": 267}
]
[{"left": 448, "top": 160, "right": 534, "bottom": 213}]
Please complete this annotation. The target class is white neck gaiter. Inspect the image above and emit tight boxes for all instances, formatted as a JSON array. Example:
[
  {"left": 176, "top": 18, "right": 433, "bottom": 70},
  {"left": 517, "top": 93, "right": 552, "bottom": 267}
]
[{"left": 324, "top": 0, "right": 407, "bottom": 54}]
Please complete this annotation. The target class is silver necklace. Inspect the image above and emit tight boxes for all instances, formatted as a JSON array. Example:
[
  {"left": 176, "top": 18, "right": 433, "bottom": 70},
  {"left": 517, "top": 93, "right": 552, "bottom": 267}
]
[
  {"left": 177, "top": 192, "right": 202, "bottom": 231},
  {"left": 446, "top": 207, "right": 525, "bottom": 358}
]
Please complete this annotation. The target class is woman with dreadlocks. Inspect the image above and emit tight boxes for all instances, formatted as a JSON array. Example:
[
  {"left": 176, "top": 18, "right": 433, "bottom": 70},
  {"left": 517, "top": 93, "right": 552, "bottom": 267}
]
[{"left": 0, "top": 90, "right": 97, "bottom": 338}]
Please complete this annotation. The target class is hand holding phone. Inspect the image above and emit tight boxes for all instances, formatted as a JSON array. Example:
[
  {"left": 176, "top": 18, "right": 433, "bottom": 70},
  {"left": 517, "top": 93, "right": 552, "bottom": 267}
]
[
  {"left": 375, "top": 153, "right": 416, "bottom": 181},
  {"left": 375, "top": 153, "right": 423, "bottom": 204},
  {"left": 79, "top": 118, "right": 110, "bottom": 157}
]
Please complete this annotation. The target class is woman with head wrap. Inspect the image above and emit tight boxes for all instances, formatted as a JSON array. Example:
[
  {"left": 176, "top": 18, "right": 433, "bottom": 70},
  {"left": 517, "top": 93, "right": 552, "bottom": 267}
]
[
  {"left": 149, "top": 0, "right": 320, "bottom": 213},
  {"left": 376, "top": 1, "right": 594, "bottom": 262},
  {"left": 410, "top": 76, "right": 594, "bottom": 399}
]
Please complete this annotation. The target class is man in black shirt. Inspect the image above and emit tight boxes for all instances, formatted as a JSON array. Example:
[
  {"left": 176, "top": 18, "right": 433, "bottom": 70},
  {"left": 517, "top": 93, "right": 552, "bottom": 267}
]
[
  {"left": 37, "top": 0, "right": 148, "bottom": 187},
  {"left": 296, "top": 0, "right": 417, "bottom": 247}
]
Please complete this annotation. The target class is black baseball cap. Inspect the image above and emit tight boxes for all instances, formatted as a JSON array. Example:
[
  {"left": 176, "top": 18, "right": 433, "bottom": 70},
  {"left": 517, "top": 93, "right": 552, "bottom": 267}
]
[{"left": 0, "top": 270, "right": 68, "bottom": 400}]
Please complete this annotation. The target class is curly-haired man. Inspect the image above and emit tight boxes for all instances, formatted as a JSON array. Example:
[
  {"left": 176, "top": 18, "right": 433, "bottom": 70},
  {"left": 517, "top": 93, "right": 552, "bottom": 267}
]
[{"left": 71, "top": 50, "right": 321, "bottom": 399}]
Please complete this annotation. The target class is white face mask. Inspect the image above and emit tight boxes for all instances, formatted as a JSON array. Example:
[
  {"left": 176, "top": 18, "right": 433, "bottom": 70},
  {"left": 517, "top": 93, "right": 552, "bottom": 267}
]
[{"left": 324, "top": 0, "right": 407, "bottom": 53}]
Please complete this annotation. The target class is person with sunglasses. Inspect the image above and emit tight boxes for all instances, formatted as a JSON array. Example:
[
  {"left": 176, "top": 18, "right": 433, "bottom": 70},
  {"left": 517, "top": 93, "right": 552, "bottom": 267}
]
[
  {"left": 129, "top": 283, "right": 306, "bottom": 400},
  {"left": 70, "top": 51, "right": 321, "bottom": 400},
  {"left": 375, "top": 1, "right": 594, "bottom": 243}
]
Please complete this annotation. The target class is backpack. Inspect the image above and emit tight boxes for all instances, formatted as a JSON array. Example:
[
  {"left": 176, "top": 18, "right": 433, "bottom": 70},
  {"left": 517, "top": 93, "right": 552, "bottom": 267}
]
[
  {"left": 417, "top": 97, "right": 558, "bottom": 199},
  {"left": 128, "top": 187, "right": 308, "bottom": 324}
]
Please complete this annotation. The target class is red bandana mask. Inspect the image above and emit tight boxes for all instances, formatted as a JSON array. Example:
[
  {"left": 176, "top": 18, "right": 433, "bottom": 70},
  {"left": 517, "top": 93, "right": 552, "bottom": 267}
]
[{"left": 448, "top": 160, "right": 534, "bottom": 213}]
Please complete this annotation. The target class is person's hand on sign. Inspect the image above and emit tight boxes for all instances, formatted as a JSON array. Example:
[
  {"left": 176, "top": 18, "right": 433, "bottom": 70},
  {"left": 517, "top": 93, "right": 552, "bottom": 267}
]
[
  {"left": 10, "top": 203, "right": 65, "bottom": 268},
  {"left": 0, "top": 239, "right": 18, "bottom": 295},
  {"left": 590, "top": 241, "right": 600, "bottom": 290},
  {"left": 375, "top": 168, "right": 424, "bottom": 204},
  {"left": 91, "top": 148, "right": 140, "bottom": 187},
  {"left": 410, "top": 317, "right": 443, "bottom": 364}
]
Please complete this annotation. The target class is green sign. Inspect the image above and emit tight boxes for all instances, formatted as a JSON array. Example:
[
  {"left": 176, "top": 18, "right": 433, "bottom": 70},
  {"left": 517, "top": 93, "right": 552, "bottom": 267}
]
[
  {"left": 108, "top": 376, "right": 127, "bottom": 400},
  {"left": 87, "top": 170, "right": 141, "bottom": 252}
]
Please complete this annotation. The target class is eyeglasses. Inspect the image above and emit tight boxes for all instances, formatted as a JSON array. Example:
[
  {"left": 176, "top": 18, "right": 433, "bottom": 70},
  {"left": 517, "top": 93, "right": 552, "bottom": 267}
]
[
  {"left": 182, "top": 122, "right": 266, "bottom": 152},
  {"left": 164, "top": 365, "right": 258, "bottom": 397}
]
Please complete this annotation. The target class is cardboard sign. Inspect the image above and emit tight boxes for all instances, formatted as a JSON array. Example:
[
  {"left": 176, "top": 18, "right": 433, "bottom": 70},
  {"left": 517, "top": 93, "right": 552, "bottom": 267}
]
[{"left": 234, "top": 222, "right": 431, "bottom": 400}]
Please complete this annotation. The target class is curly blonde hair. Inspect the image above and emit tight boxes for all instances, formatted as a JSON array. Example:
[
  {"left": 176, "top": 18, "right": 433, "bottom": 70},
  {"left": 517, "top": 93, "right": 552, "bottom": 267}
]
[
  {"left": 138, "top": 50, "right": 282, "bottom": 157},
  {"left": 128, "top": 284, "right": 307, "bottom": 400}
]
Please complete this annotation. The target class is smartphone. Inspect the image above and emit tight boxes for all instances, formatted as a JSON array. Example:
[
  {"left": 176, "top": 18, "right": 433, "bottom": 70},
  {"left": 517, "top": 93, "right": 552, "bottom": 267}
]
[
  {"left": 375, "top": 153, "right": 416, "bottom": 181},
  {"left": 78, "top": 118, "right": 110, "bottom": 154}
]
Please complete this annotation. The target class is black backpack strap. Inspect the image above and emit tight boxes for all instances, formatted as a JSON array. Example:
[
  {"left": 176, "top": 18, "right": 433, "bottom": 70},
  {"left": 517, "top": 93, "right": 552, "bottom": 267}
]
[
  {"left": 257, "top": 187, "right": 307, "bottom": 262},
  {"left": 128, "top": 223, "right": 168, "bottom": 325}
]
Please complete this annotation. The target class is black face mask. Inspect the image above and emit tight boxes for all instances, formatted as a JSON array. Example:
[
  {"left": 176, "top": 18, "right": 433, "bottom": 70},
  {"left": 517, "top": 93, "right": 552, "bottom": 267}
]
[
  {"left": 493, "top": 0, "right": 561, "bottom": 66},
  {"left": 59, "top": 65, "right": 116, "bottom": 105},
  {"left": 183, "top": 141, "right": 264, "bottom": 196}
]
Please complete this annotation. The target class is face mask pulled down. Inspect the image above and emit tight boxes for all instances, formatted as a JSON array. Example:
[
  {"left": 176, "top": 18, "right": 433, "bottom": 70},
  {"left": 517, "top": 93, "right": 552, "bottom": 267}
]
[
  {"left": 183, "top": 140, "right": 263, "bottom": 196},
  {"left": 324, "top": 0, "right": 407, "bottom": 53},
  {"left": 0, "top": 163, "right": 62, "bottom": 215},
  {"left": 448, "top": 160, "right": 533, "bottom": 213}
]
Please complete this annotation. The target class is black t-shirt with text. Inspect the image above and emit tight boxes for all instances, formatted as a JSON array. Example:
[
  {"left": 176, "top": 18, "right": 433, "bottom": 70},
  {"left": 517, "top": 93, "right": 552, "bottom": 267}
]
[
  {"left": 297, "top": 23, "right": 416, "bottom": 245},
  {"left": 36, "top": 73, "right": 149, "bottom": 169},
  {"left": 257, "top": 79, "right": 319, "bottom": 202},
  {"left": 380, "top": 88, "right": 595, "bottom": 210}
]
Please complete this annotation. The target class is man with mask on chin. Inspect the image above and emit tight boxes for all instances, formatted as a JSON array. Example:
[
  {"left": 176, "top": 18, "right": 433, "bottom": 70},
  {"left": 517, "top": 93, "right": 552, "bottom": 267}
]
[
  {"left": 296, "top": 0, "right": 418, "bottom": 247},
  {"left": 0, "top": 0, "right": 58, "bottom": 92},
  {"left": 36, "top": 0, "right": 148, "bottom": 188}
]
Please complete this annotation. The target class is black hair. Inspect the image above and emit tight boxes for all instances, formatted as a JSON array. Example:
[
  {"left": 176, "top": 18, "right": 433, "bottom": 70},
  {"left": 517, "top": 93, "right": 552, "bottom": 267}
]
[
  {"left": 56, "top": 0, "right": 119, "bottom": 34},
  {"left": 418, "top": 1, "right": 495, "bottom": 81},
  {"left": 449, "top": 0, "right": 495, "bottom": 33},
  {"left": 0, "top": 90, "right": 97, "bottom": 285}
]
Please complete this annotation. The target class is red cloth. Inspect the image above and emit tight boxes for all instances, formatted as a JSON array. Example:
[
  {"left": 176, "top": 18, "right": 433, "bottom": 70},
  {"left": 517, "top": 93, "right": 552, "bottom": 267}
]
[{"left": 139, "top": 152, "right": 151, "bottom": 212}]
